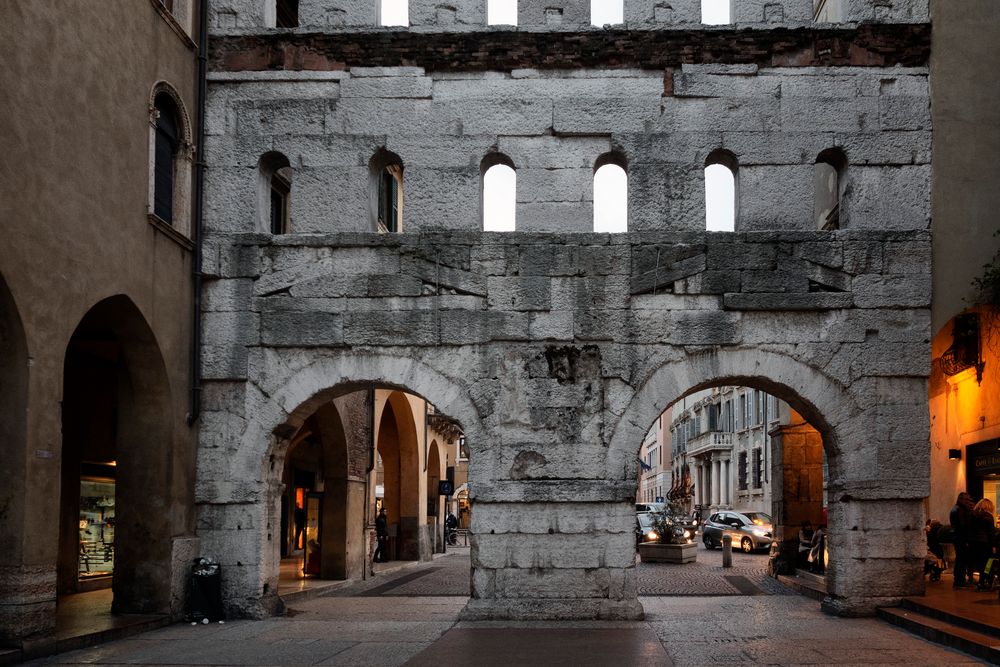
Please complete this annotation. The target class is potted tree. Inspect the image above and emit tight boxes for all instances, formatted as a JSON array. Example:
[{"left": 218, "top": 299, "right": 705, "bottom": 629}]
[{"left": 637, "top": 502, "right": 698, "bottom": 564}]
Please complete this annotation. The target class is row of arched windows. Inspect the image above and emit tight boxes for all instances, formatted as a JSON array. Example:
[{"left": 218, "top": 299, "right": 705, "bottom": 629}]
[
  {"left": 258, "top": 146, "right": 847, "bottom": 234},
  {"left": 268, "top": 0, "right": 781, "bottom": 29}
]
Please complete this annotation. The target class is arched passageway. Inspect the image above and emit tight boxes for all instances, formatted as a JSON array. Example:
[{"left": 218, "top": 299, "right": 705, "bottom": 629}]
[
  {"left": 57, "top": 296, "right": 174, "bottom": 614},
  {"left": 609, "top": 348, "right": 926, "bottom": 616},
  {"left": 254, "top": 372, "right": 472, "bottom": 607},
  {"left": 637, "top": 384, "right": 828, "bottom": 582}
]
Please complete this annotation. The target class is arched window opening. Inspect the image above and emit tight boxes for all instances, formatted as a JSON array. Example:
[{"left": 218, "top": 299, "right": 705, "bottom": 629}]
[
  {"left": 815, "top": 148, "right": 847, "bottom": 231},
  {"left": 276, "top": 0, "right": 299, "bottom": 27},
  {"left": 705, "top": 150, "right": 737, "bottom": 232},
  {"left": 153, "top": 93, "right": 180, "bottom": 225},
  {"left": 371, "top": 150, "right": 404, "bottom": 233},
  {"left": 379, "top": 0, "right": 409, "bottom": 26},
  {"left": 701, "top": 0, "right": 731, "bottom": 24},
  {"left": 593, "top": 154, "right": 628, "bottom": 233},
  {"left": 488, "top": 0, "right": 517, "bottom": 25},
  {"left": 259, "top": 152, "right": 292, "bottom": 234},
  {"left": 481, "top": 155, "right": 516, "bottom": 232},
  {"left": 591, "top": 0, "right": 623, "bottom": 25}
]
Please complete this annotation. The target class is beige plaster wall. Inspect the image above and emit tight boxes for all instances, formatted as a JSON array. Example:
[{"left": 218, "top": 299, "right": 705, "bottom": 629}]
[
  {"left": 930, "top": 0, "right": 1000, "bottom": 332},
  {"left": 0, "top": 0, "right": 199, "bottom": 642}
]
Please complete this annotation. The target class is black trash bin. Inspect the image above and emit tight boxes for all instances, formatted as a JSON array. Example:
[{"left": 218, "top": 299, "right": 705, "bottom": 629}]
[{"left": 188, "top": 558, "right": 224, "bottom": 622}]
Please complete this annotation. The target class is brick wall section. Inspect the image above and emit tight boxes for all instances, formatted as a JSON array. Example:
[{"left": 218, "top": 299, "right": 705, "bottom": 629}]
[{"left": 209, "top": 24, "right": 931, "bottom": 73}]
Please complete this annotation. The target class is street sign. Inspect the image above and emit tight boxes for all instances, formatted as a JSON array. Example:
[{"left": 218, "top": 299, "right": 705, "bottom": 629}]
[
  {"left": 655, "top": 496, "right": 664, "bottom": 503},
  {"left": 438, "top": 480, "right": 454, "bottom": 496}
]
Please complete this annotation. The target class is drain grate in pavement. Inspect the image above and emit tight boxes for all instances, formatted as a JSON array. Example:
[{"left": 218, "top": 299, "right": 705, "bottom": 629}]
[
  {"left": 724, "top": 575, "right": 765, "bottom": 595},
  {"left": 358, "top": 567, "right": 443, "bottom": 596}
]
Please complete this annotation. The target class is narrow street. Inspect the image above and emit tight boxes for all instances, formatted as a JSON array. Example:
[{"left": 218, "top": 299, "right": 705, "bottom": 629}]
[{"left": 27, "top": 546, "right": 983, "bottom": 666}]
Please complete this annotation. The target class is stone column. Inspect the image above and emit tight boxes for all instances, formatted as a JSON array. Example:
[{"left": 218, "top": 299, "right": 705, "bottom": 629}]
[
  {"left": 711, "top": 456, "right": 720, "bottom": 506},
  {"left": 695, "top": 462, "right": 703, "bottom": 506},
  {"left": 722, "top": 457, "right": 731, "bottom": 507},
  {"left": 769, "top": 418, "right": 825, "bottom": 576}
]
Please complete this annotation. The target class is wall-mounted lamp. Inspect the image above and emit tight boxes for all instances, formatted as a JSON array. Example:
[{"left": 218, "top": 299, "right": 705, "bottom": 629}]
[{"left": 948, "top": 448, "right": 962, "bottom": 461}]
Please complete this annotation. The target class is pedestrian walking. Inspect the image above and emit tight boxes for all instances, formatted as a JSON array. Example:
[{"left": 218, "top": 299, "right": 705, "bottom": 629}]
[
  {"left": 950, "top": 492, "right": 976, "bottom": 587},
  {"left": 374, "top": 507, "right": 389, "bottom": 563}
]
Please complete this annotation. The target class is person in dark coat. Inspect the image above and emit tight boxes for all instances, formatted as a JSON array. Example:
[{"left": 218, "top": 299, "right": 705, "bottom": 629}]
[
  {"left": 970, "top": 498, "right": 997, "bottom": 590},
  {"left": 373, "top": 508, "right": 389, "bottom": 563},
  {"left": 950, "top": 492, "right": 976, "bottom": 587}
]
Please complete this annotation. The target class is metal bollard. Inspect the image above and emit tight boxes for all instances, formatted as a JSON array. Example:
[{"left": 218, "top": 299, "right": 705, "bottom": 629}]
[{"left": 722, "top": 534, "right": 733, "bottom": 568}]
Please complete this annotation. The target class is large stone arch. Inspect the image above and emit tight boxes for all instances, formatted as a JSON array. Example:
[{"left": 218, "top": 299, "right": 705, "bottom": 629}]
[
  {"left": 608, "top": 346, "right": 925, "bottom": 616},
  {"left": 607, "top": 347, "right": 859, "bottom": 480},
  {"left": 197, "top": 351, "right": 485, "bottom": 618},
  {"left": 58, "top": 295, "right": 175, "bottom": 614},
  {"left": 0, "top": 274, "right": 30, "bottom": 645}
]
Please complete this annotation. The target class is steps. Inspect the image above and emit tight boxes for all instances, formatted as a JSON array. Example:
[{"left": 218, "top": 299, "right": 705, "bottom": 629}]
[
  {"left": 776, "top": 570, "right": 827, "bottom": 602},
  {"left": 878, "top": 597, "right": 1000, "bottom": 664}
]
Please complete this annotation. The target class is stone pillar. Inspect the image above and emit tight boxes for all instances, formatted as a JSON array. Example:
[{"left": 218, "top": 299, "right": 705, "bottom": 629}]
[
  {"left": 462, "top": 491, "right": 644, "bottom": 621},
  {"left": 722, "top": 457, "right": 731, "bottom": 507},
  {"left": 320, "top": 477, "right": 367, "bottom": 580},
  {"left": 711, "top": 457, "right": 721, "bottom": 506},
  {"left": 695, "top": 462, "right": 703, "bottom": 506},
  {"left": 769, "top": 417, "right": 825, "bottom": 576}
]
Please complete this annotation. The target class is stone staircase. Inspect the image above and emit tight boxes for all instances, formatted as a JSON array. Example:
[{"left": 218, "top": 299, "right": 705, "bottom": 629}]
[{"left": 878, "top": 596, "right": 1000, "bottom": 664}]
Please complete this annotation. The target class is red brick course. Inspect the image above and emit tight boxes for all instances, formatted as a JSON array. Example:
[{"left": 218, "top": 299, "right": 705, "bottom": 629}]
[{"left": 210, "top": 24, "right": 931, "bottom": 73}]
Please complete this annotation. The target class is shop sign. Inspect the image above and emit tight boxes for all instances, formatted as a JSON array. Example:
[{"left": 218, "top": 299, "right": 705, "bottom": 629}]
[{"left": 972, "top": 451, "right": 1000, "bottom": 476}]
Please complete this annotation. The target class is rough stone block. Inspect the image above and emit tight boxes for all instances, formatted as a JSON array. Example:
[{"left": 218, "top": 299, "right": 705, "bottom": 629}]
[
  {"left": 624, "top": 0, "right": 701, "bottom": 25},
  {"left": 723, "top": 292, "right": 853, "bottom": 310},
  {"left": 733, "top": 0, "right": 813, "bottom": 23},
  {"left": 738, "top": 165, "right": 814, "bottom": 231},
  {"left": 668, "top": 310, "right": 741, "bottom": 345},
  {"left": 879, "top": 95, "right": 931, "bottom": 132},
  {"left": 343, "top": 310, "right": 439, "bottom": 345},
  {"left": 299, "top": 0, "right": 376, "bottom": 26},
  {"left": 845, "top": 165, "right": 932, "bottom": 231},
  {"left": 488, "top": 276, "right": 552, "bottom": 311},
  {"left": 518, "top": 0, "right": 590, "bottom": 27},
  {"left": 409, "top": 0, "right": 487, "bottom": 25},
  {"left": 852, "top": 274, "right": 931, "bottom": 308}
]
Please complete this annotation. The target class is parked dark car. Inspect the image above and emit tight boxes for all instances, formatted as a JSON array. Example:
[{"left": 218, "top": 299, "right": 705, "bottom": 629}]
[{"left": 701, "top": 511, "right": 773, "bottom": 553}]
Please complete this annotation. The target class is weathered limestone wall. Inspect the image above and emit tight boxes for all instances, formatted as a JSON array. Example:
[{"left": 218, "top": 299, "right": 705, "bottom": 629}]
[
  {"left": 197, "top": 230, "right": 931, "bottom": 618},
  {"left": 205, "top": 65, "right": 929, "bottom": 234},
  {"left": 198, "top": 0, "right": 933, "bottom": 622}
]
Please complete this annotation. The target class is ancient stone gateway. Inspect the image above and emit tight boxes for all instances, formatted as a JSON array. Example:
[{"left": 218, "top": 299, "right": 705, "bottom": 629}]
[
  {"left": 197, "top": 230, "right": 930, "bottom": 619},
  {"left": 199, "top": 2, "right": 932, "bottom": 620}
]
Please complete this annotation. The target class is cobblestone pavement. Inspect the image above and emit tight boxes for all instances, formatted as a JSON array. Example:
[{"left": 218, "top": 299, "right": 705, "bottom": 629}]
[
  {"left": 330, "top": 542, "right": 788, "bottom": 598},
  {"left": 29, "top": 549, "right": 984, "bottom": 666}
]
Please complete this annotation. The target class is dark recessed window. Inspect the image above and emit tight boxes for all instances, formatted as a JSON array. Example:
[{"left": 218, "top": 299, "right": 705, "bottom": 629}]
[
  {"left": 276, "top": 0, "right": 299, "bottom": 27},
  {"left": 153, "top": 94, "right": 180, "bottom": 224}
]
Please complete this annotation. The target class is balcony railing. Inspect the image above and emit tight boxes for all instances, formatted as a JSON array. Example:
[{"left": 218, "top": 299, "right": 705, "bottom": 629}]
[{"left": 684, "top": 431, "right": 733, "bottom": 457}]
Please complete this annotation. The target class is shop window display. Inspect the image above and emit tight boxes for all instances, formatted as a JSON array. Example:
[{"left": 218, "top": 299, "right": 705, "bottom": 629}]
[{"left": 78, "top": 478, "right": 115, "bottom": 578}]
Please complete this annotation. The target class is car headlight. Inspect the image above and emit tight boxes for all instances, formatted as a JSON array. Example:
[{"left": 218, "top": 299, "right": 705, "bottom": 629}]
[
  {"left": 751, "top": 528, "right": 768, "bottom": 537},
  {"left": 646, "top": 531, "right": 659, "bottom": 541}
]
